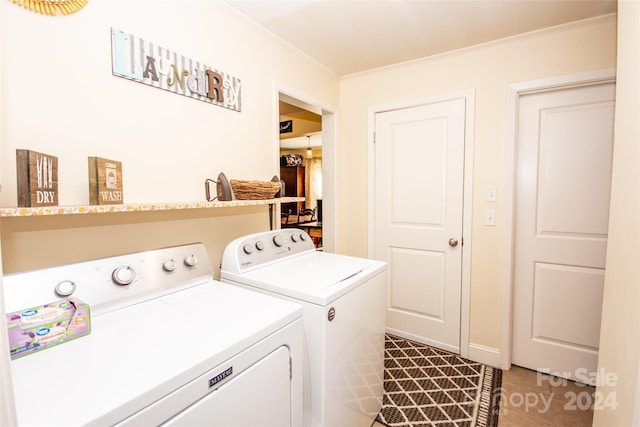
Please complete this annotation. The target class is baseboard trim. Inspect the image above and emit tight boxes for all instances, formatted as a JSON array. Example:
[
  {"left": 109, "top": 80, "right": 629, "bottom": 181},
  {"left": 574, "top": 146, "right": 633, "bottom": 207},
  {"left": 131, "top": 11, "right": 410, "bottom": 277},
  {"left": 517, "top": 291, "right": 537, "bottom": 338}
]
[
  {"left": 468, "top": 343, "right": 501, "bottom": 368},
  {"left": 384, "top": 328, "right": 459, "bottom": 354},
  {"left": 383, "top": 329, "right": 502, "bottom": 368}
]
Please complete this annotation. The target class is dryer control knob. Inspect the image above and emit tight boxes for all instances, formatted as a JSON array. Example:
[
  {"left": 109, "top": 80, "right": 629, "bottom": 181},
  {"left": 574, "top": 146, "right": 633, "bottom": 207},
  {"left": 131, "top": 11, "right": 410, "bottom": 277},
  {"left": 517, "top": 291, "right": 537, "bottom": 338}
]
[
  {"left": 112, "top": 266, "right": 136, "bottom": 286},
  {"left": 299, "top": 233, "right": 307, "bottom": 241},
  {"left": 273, "top": 235, "right": 285, "bottom": 247},
  {"left": 55, "top": 280, "right": 76, "bottom": 297},
  {"left": 243, "top": 244, "right": 253, "bottom": 255},
  {"left": 163, "top": 258, "right": 178, "bottom": 272},
  {"left": 255, "top": 241, "right": 265, "bottom": 251},
  {"left": 291, "top": 234, "right": 299, "bottom": 243},
  {"left": 184, "top": 254, "right": 198, "bottom": 267}
]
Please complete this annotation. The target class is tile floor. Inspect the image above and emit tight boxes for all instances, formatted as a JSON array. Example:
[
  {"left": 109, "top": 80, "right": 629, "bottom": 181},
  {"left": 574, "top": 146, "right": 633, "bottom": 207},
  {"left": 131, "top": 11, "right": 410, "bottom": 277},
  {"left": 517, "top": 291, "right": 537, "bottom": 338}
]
[
  {"left": 371, "top": 365, "right": 595, "bottom": 427},
  {"left": 497, "top": 365, "right": 594, "bottom": 426}
]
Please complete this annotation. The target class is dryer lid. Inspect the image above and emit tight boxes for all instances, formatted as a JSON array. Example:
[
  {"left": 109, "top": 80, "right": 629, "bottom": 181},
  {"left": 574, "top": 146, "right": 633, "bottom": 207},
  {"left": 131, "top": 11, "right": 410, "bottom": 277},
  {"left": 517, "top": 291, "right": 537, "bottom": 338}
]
[{"left": 10, "top": 282, "right": 302, "bottom": 426}]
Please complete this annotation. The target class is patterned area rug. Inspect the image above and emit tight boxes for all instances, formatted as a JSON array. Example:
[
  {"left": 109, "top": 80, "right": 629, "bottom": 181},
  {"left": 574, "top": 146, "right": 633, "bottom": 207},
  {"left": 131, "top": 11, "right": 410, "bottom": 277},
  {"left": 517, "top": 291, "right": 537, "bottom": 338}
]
[{"left": 376, "top": 334, "right": 502, "bottom": 427}]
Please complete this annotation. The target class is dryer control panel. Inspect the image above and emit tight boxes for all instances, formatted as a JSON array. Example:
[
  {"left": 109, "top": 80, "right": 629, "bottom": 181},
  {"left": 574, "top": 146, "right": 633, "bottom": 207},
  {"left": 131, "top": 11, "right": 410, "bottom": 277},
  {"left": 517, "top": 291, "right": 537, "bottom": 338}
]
[
  {"left": 3, "top": 243, "right": 213, "bottom": 316},
  {"left": 222, "top": 229, "right": 316, "bottom": 273}
]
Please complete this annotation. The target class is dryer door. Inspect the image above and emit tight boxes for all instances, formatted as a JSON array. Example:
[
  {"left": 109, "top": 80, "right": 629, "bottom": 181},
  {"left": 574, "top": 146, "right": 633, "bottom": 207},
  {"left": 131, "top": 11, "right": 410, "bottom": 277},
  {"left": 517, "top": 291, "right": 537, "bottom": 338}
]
[{"left": 165, "top": 346, "right": 292, "bottom": 426}]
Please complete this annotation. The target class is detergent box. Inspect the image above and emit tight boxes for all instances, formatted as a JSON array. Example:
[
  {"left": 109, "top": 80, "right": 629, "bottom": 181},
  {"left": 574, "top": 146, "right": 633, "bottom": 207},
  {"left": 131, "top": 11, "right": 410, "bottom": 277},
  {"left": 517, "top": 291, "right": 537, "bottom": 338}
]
[{"left": 6, "top": 298, "right": 90, "bottom": 359}]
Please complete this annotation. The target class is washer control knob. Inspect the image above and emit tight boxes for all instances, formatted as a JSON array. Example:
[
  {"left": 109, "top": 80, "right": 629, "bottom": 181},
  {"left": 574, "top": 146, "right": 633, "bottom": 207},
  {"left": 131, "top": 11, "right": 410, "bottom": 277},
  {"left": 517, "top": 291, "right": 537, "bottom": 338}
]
[
  {"left": 291, "top": 233, "right": 299, "bottom": 243},
  {"left": 255, "top": 241, "right": 265, "bottom": 251},
  {"left": 273, "top": 235, "right": 285, "bottom": 247},
  {"left": 163, "top": 258, "right": 178, "bottom": 272},
  {"left": 299, "top": 233, "right": 308, "bottom": 241},
  {"left": 243, "top": 244, "right": 254, "bottom": 255},
  {"left": 55, "top": 280, "right": 76, "bottom": 297},
  {"left": 112, "top": 266, "right": 136, "bottom": 286},
  {"left": 184, "top": 254, "right": 198, "bottom": 267}
]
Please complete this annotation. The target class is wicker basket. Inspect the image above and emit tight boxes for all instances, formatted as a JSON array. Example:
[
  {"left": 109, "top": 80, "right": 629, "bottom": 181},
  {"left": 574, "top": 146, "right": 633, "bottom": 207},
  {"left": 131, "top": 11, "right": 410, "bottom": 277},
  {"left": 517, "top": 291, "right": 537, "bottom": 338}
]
[{"left": 230, "top": 179, "right": 282, "bottom": 200}]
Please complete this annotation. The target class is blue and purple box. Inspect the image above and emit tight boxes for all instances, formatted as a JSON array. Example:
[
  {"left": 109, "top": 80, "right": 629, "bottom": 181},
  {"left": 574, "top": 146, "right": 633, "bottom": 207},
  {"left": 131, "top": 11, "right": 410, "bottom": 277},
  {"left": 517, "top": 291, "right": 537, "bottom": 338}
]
[{"left": 6, "top": 298, "right": 90, "bottom": 359}]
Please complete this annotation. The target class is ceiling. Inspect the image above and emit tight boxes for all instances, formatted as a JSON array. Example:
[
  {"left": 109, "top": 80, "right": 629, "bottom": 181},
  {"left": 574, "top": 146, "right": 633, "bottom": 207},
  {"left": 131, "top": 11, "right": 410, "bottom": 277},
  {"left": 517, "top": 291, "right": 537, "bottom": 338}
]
[
  {"left": 224, "top": 0, "right": 617, "bottom": 77},
  {"left": 230, "top": 0, "right": 617, "bottom": 149}
]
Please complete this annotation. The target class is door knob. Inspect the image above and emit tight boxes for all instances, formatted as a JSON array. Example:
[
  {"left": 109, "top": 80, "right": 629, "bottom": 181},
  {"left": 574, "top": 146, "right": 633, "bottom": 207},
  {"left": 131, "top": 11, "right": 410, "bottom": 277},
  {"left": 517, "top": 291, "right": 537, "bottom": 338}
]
[{"left": 449, "top": 238, "right": 459, "bottom": 247}]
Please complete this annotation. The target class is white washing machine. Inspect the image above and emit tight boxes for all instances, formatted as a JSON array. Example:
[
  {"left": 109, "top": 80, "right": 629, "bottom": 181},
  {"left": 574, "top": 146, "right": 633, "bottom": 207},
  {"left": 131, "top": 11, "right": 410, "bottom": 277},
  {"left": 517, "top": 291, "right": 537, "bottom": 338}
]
[
  {"left": 220, "top": 229, "right": 387, "bottom": 427},
  {"left": 3, "top": 243, "right": 304, "bottom": 426}
]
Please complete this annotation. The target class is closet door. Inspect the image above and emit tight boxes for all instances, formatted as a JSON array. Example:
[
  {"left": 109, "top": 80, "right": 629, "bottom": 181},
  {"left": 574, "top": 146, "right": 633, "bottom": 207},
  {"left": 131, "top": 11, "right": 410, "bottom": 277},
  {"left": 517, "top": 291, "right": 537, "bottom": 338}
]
[
  {"left": 374, "top": 98, "right": 466, "bottom": 352},
  {"left": 512, "top": 82, "right": 615, "bottom": 384}
]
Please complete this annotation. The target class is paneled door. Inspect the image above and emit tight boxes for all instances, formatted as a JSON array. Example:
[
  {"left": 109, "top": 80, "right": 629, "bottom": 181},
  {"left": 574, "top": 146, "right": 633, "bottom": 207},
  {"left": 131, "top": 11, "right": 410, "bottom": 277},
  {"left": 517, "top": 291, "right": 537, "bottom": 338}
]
[
  {"left": 374, "top": 98, "right": 466, "bottom": 352},
  {"left": 512, "top": 82, "right": 615, "bottom": 384}
]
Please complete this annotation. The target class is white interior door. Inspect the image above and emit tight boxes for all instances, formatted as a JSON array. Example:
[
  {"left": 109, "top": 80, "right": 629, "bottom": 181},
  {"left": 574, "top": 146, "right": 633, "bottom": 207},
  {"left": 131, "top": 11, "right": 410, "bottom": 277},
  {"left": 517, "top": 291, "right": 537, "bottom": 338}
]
[
  {"left": 374, "top": 98, "right": 465, "bottom": 352},
  {"left": 512, "top": 82, "right": 615, "bottom": 384}
]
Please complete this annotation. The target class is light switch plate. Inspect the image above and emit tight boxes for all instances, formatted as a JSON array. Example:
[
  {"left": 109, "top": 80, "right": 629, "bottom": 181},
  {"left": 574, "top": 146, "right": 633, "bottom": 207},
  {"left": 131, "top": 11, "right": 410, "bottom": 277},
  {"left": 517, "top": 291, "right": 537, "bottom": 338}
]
[
  {"left": 485, "top": 185, "right": 497, "bottom": 202},
  {"left": 484, "top": 210, "right": 496, "bottom": 226}
]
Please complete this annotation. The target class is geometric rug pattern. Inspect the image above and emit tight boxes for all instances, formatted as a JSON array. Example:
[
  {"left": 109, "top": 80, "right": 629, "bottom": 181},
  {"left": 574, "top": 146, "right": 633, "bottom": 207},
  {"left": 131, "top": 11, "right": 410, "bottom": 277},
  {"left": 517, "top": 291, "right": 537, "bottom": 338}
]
[{"left": 376, "top": 334, "right": 502, "bottom": 427}]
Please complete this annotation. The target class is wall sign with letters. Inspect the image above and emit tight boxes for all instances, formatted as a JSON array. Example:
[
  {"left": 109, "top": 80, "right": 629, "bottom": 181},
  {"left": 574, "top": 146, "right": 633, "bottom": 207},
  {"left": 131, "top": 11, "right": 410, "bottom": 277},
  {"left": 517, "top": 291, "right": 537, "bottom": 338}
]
[
  {"left": 111, "top": 28, "right": 241, "bottom": 112},
  {"left": 16, "top": 149, "right": 58, "bottom": 207},
  {"left": 88, "top": 156, "right": 123, "bottom": 205}
]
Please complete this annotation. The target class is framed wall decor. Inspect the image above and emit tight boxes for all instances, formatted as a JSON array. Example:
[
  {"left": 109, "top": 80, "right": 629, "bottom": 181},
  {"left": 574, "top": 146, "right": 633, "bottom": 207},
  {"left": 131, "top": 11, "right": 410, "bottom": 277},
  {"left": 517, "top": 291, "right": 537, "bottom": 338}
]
[{"left": 280, "top": 120, "right": 293, "bottom": 134}]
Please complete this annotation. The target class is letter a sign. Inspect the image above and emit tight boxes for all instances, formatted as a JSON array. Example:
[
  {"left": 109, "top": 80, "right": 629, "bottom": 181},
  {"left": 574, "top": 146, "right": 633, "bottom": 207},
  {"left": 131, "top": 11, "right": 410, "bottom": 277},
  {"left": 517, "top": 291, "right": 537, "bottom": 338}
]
[{"left": 111, "top": 28, "right": 241, "bottom": 112}]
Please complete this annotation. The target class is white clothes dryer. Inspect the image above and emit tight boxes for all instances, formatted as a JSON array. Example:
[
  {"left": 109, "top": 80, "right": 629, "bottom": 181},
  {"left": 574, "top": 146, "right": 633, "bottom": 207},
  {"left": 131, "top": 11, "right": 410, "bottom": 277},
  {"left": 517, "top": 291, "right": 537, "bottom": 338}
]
[
  {"left": 3, "top": 243, "right": 304, "bottom": 426},
  {"left": 221, "top": 229, "right": 387, "bottom": 427}
]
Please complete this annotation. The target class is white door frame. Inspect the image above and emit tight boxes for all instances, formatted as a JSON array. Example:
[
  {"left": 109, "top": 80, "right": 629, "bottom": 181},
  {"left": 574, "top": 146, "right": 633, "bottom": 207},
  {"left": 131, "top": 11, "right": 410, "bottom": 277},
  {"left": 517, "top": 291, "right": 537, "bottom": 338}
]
[
  {"left": 501, "top": 68, "right": 616, "bottom": 370},
  {"left": 367, "top": 89, "right": 475, "bottom": 358},
  {"left": 274, "top": 82, "right": 338, "bottom": 253}
]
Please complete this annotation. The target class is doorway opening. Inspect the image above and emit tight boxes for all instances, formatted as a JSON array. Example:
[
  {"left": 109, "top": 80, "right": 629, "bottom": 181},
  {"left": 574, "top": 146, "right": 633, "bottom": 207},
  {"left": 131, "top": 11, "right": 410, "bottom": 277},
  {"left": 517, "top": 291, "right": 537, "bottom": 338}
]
[
  {"left": 278, "top": 101, "right": 323, "bottom": 248},
  {"left": 275, "top": 86, "right": 337, "bottom": 253}
]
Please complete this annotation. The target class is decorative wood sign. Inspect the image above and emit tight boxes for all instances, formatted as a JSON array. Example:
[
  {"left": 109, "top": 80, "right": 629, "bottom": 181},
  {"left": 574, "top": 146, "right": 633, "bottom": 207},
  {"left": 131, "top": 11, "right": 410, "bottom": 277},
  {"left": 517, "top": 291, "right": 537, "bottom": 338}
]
[
  {"left": 88, "top": 157, "right": 123, "bottom": 205},
  {"left": 16, "top": 149, "right": 58, "bottom": 207},
  {"left": 111, "top": 28, "right": 241, "bottom": 112}
]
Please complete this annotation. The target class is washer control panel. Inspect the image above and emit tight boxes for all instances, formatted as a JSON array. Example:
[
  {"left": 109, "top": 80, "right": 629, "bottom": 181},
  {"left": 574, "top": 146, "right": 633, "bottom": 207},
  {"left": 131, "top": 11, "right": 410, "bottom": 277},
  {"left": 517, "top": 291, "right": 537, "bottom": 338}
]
[{"left": 222, "top": 229, "right": 316, "bottom": 273}]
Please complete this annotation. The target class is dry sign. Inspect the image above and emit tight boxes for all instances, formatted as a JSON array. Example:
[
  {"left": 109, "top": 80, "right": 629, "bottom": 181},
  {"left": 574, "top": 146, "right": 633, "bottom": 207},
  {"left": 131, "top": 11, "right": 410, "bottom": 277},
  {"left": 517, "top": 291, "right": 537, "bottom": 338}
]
[
  {"left": 16, "top": 149, "right": 58, "bottom": 207},
  {"left": 111, "top": 28, "right": 241, "bottom": 112}
]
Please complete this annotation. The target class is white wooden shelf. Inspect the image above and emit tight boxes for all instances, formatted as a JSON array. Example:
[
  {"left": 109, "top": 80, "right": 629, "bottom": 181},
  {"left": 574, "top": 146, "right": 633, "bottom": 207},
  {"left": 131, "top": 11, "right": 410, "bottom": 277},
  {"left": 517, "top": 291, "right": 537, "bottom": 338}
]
[{"left": 0, "top": 197, "right": 305, "bottom": 218}]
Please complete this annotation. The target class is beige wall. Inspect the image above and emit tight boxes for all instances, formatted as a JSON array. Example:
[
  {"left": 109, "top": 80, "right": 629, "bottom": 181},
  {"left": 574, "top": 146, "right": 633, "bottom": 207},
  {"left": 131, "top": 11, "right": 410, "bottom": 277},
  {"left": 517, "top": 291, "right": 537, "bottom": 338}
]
[
  {"left": 338, "top": 16, "right": 617, "bottom": 350},
  {"left": 1, "top": 1, "right": 338, "bottom": 206},
  {"left": 0, "top": 0, "right": 339, "bottom": 273},
  {"left": 594, "top": 2, "right": 640, "bottom": 425}
]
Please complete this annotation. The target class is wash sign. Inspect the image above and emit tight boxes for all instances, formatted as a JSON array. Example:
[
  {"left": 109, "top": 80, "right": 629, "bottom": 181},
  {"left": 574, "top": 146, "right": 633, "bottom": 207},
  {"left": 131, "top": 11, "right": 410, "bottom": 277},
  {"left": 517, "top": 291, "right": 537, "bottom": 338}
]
[{"left": 111, "top": 28, "right": 241, "bottom": 112}]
